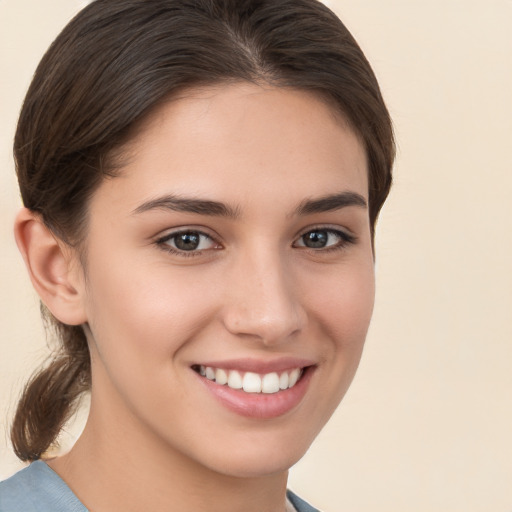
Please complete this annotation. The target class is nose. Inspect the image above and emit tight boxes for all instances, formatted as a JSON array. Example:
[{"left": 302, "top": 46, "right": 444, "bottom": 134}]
[{"left": 221, "top": 250, "right": 306, "bottom": 346}]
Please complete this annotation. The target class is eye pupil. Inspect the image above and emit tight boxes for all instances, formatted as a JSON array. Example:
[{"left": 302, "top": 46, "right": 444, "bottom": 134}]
[
  {"left": 303, "top": 230, "right": 328, "bottom": 248},
  {"left": 175, "top": 232, "right": 200, "bottom": 251}
]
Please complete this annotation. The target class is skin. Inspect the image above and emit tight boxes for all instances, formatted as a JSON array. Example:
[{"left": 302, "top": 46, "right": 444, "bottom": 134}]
[{"left": 16, "top": 83, "right": 374, "bottom": 512}]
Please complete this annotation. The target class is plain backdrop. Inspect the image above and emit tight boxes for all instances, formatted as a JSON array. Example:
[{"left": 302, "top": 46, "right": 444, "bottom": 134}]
[{"left": 1, "top": 1, "right": 511, "bottom": 511}]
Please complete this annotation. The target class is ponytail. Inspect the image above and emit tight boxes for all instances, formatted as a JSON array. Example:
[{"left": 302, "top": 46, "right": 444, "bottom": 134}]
[{"left": 11, "top": 308, "right": 90, "bottom": 462}]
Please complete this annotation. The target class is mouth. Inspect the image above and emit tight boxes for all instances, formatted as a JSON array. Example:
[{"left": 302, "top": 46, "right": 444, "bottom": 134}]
[
  {"left": 191, "top": 364, "right": 305, "bottom": 394},
  {"left": 191, "top": 361, "right": 315, "bottom": 419}
]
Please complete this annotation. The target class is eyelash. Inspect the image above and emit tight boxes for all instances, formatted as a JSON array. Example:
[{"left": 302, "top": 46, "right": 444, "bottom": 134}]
[
  {"left": 155, "top": 226, "right": 357, "bottom": 257},
  {"left": 156, "top": 229, "right": 219, "bottom": 258},
  {"left": 294, "top": 227, "right": 357, "bottom": 253}
]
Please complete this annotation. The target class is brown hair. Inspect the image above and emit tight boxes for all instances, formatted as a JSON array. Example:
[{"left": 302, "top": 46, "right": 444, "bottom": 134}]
[{"left": 12, "top": 0, "right": 394, "bottom": 461}]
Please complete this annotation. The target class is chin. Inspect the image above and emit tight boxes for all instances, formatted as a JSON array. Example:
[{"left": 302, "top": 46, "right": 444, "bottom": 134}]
[
  {"left": 194, "top": 427, "right": 317, "bottom": 479},
  {"left": 211, "top": 451, "right": 302, "bottom": 479}
]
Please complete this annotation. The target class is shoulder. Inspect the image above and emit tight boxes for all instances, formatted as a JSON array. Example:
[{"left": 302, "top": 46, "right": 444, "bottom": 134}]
[
  {"left": 0, "top": 463, "right": 38, "bottom": 512},
  {"left": 0, "top": 460, "right": 87, "bottom": 512},
  {"left": 287, "top": 489, "right": 323, "bottom": 512}
]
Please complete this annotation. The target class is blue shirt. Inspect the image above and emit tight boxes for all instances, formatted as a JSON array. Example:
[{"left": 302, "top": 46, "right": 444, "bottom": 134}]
[{"left": 0, "top": 460, "right": 320, "bottom": 512}]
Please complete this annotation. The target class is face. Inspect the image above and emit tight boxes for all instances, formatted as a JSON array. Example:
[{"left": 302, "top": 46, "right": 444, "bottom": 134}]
[{"left": 78, "top": 83, "right": 374, "bottom": 478}]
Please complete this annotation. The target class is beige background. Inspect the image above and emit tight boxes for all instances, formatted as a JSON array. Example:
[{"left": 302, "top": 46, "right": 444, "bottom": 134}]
[{"left": 1, "top": 1, "right": 511, "bottom": 510}]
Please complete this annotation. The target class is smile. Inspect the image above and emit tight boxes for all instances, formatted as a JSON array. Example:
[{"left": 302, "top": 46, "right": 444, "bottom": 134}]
[
  {"left": 191, "top": 359, "right": 315, "bottom": 418},
  {"left": 194, "top": 365, "right": 303, "bottom": 394}
]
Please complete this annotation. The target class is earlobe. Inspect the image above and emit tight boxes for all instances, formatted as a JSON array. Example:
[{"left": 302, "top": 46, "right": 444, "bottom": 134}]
[{"left": 14, "top": 208, "right": 87, "bottom": 326}]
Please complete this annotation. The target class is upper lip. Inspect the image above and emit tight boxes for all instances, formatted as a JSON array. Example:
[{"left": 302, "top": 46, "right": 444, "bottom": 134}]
[{"left": 192, "top": 357, "right": 316, "bottom": 374}]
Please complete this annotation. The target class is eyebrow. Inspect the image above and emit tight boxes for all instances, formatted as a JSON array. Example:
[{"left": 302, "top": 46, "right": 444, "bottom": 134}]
[
  {"left": 294, "top": 191, "right": 367, "bottom": 215},
  {"left": 132, "top": 190, "right": 367, "bottom": 218},
  {"left": 132, "top": 194, "right": 240, "bottom": 218}
]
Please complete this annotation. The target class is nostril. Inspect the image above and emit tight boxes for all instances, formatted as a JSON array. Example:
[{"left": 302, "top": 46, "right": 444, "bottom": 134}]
[{"left": 221, "top": 306, "right": 305, "bottom": 346}]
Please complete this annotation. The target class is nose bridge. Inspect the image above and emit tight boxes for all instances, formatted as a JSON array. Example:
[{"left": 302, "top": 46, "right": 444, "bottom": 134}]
[{"left": 222, "top": 245, "right": 305, "bottom": 344}]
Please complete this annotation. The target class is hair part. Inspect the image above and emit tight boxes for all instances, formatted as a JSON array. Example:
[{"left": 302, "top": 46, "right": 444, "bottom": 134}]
[{"left": 12, "top": 0, "right": 394, "bottom": 461}]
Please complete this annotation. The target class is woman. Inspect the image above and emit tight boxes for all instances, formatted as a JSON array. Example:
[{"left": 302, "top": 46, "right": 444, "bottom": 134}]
[{"left": 0, "top": 0, "right": 394, "bottom": 510}]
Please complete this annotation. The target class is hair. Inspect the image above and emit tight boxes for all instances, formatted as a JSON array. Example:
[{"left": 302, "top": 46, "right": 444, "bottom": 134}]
[{"left": 11, "top": 0, "right": 394, "bottom": 462}]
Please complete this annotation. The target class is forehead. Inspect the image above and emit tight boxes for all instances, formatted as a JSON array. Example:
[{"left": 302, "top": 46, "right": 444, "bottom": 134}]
[{"left": 92, "top": 83, "right": 368, "bottom": 215}]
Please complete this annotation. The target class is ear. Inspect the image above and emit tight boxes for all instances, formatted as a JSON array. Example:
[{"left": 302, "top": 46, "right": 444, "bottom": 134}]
[{"left": 14, "top": 208, "right": 87, "bottom": 326}]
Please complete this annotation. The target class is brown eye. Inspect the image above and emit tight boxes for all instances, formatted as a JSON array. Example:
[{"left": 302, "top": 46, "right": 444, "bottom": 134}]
[
  {"left": 158, "top": 230, "right": 218, "bottom": 253},
  {"left": 302, "top": 230, "right": 329, "bottom": 248},
  {"left": 294, "top": 228, "right": 356, "bottom": 250},
  {"left": 174, "top": 232, "right": 201, "bottom": 251}
]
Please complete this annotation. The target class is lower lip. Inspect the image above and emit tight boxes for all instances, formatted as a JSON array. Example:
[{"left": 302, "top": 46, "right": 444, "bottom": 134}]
[{"left": 196, "top": 367, "right": 315, "bottom": 419}]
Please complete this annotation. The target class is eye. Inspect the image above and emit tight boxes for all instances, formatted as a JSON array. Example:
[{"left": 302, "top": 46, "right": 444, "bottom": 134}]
[
  {"left": 157, "top": 230, "right": 219, "bottom": 254},
  {"left": 294, "top": 228, "right": 355, "bottom": 250}
]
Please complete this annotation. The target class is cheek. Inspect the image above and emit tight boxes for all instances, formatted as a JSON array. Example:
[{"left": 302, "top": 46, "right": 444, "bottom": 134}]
[
  {"left": 83, "top": 259, "right": 221, "bottom": 371},
  {"left": 307, "top": 258, "right": 374, "bottom": 402},
  {"left": 276, "top": 258, "right": 376, "bottom": 442},
  {"left": 82, "top": 262, "right": 224, "bottom": 434},
  {"left": 305, "top": 259, "right": 375, "bottom": 348}
]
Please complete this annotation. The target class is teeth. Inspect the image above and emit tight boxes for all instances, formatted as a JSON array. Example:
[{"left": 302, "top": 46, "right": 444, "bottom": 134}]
[
  {"left": 197, "top": 366, "right": 304, "bottom": 393},
  {"left": 262, "top": 372, "right": 280, "bottom": 394},
  {"left": 279, "top": 372, "right": 289, "bottom": 390},
  {"left": 243, "top": 372, "right": 262, "bottom": 393},
  {"left": 227, "top": 370, "right": 243, "bottom": 390},
  {"left": 289, "top": 368, "right": 300, "bottom": 387},
  {"left": 215, "top": 368, "right": 228, "bottom": 385}
]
